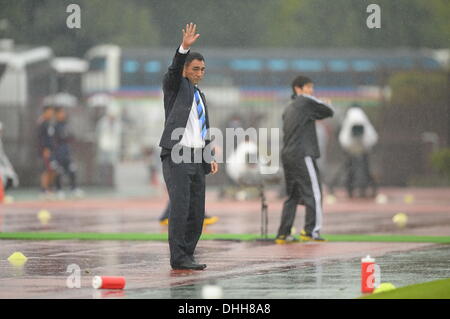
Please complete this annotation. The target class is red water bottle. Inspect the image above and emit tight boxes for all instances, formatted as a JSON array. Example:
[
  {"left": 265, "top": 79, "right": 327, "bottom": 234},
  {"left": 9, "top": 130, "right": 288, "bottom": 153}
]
[
  {"left": 92, "top": 276, "right": 126, "bottom": 290},
  {"left": 361, "top": 255, "right": 376, "bottom": 293}
]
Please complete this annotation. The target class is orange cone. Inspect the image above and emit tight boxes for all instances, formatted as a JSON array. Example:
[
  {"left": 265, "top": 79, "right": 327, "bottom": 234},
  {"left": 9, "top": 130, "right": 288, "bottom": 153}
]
[{"left": 0, "top": 176, "right": 4, "bottom": 203}]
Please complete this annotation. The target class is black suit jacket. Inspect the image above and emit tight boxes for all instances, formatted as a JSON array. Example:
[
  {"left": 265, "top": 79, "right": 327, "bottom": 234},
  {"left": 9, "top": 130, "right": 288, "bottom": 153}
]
[{"left": 159, "top": 47, "right": 212, "bottom": 174}]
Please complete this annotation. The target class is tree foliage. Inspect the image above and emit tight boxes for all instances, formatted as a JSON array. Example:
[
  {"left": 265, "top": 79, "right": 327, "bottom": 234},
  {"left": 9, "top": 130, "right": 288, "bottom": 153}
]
[
  {"left": 0, "top": 0, "right": 160, "bottom": 56},
  {"left": 0, "top": 0, "right": 448, "bottom": 56}
]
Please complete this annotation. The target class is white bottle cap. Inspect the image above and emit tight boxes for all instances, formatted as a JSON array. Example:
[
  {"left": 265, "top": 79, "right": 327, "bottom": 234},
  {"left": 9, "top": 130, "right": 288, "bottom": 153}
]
[
  {"left": 92, "top": 276, "right": 103, "bottom": 289},
  {"left": 361, "top": 255, "right": 375, "bottom": 263}
]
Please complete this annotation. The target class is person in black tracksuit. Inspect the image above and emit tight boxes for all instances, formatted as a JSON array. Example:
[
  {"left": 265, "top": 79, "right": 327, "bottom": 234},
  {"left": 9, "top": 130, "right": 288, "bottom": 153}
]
[
  {"left": 37, "top": 106, "right": 56, "bottom": 194},
  {"left": 53, "top": 107, "right": 79, "bottom": 193},
  {"left": 276, "top": 76, "right": 334, "bottom": 243}
]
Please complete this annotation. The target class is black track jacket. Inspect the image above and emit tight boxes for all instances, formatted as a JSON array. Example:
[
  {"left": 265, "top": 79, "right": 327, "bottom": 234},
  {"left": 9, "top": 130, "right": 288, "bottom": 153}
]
[{"left": 282, "top": 94, "right": 334, "bottom": 160}]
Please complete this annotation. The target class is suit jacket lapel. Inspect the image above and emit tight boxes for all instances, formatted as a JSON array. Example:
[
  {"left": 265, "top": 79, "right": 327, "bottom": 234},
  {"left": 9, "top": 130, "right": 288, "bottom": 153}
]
[
  {"left": 199, "top": 90, "right": 210, "bottom": 129},
  {"left": 187, "top": 79, "right": 194, "bottom": 105}
]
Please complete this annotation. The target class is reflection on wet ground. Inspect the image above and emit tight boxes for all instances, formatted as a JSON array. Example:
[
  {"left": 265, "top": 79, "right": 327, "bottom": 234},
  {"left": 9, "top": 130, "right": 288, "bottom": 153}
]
[
  {"left": 0, "top": 239, "right": 448, "bottom": 298},
  {"left": 132, "top": 245, "right": 450, "bottom": 299}
]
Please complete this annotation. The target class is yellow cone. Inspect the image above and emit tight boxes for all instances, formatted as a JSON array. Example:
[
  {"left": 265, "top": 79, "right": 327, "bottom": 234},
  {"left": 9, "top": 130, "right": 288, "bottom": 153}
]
[
  {"left": 38, "top": 209, "right": 51, "bottom": 225},
  {"left": 393, "top": 213, "right": 408, "bottom": 228},
  {"left": 7, "top": 252, "right": 28, "bottom": 267},
  {"left": 3, "top": 195, "right": 14, "bottom": 204},
  {"left": 325, "top": 194, "right": 337, "bottom": 204},
  {"left": 373, "top": 282, "right": 396, "bottom": 294},
  {"left": 404, "top": 194, "right": 415, "bottom": 204},
  {"left": 375, "top": 194, "right": 388, "bottom": 204}
]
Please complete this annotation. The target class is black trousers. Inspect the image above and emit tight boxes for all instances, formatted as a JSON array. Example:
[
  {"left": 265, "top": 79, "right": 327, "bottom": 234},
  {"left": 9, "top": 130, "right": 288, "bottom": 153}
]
[
  {"left": 54, "top": 157, "right": 77, "bottom": 191},
  {"left": 277, "top": 155, "right": 323, "bottom": 238},
  {"left": 159, "top": 202, "right": 209, "bottom": 221},
  {"left": 162, "top": 151, "right": 206, "bottom": 266},
  {"left": 4, "top": 177, "right": 14, "bottom": 191},
  {"left": 345, "top": 153, "right": 377, "bottom": 198},
  {"left": 159, "top": 202, "right": 171, "bottom": 220}
]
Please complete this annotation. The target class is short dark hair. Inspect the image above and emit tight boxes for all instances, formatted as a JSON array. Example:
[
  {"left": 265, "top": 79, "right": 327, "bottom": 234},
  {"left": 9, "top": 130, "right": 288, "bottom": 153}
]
[
  {"left": 42, "top": 105, "right": 54, "bottom": 112},
  {"left": 291, "top": 75, "right": 313, "bottom": 94},
  {"left": 185, "top": 52, "right": 205, "bottom": 66}
]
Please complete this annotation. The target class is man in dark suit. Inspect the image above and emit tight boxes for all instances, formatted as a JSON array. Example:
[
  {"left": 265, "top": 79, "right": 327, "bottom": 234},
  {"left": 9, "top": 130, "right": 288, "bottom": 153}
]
[{"left": 159, "top": 23, "right": 218, "bottom": 270}]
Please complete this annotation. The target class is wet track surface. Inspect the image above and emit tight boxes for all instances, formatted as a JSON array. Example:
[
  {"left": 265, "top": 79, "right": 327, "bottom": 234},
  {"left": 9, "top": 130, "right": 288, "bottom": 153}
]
[
  {"left": 0, "top": 187, "right": 449, "bottom": 298},
  {"left": 135, "top": 245, "right": 450, "bottom": 299}
]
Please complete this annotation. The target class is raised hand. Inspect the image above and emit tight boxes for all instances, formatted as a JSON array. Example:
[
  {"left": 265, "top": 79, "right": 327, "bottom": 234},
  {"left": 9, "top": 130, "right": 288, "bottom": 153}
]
[{"left": 181, "top": 23, "right": 200, "bottom": 50}]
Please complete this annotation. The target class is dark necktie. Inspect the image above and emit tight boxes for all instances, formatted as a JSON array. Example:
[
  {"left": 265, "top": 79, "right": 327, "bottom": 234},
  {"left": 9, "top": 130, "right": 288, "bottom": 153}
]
[{"left": 194, "top": 87, "right": 207, "bottom": 140}]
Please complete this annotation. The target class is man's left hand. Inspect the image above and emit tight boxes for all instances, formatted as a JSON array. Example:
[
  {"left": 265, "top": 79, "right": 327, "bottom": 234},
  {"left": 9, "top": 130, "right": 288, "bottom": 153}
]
[{"left": 211, "top": 161, "right": 219, "bottom": 175}]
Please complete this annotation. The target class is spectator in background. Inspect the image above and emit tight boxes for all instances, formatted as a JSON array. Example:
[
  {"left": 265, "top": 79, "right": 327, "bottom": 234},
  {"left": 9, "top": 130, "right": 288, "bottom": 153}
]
[
  {"left": 218, "top": 113, "right": 245, "bottom": 199},
  {"left": 336, "top": 103, "right": 378, "bottom": 198},
  {"left": 96, "top": 104, "right": 122, "bottom": 165},
  {"left": 37, "top": 106, "right": 56, "bottom": 197},
  {"left": 0, "top": 122, "right": 19, "bottom": 191},
  {"left": 225, "top": 135, "right": 260, "bottom": 187},
  {"left": 53, "top": 107, "right": 84, "bottom": 199},
  {"left": 143, "top": 146, "right": 161, "bottom": 187}
]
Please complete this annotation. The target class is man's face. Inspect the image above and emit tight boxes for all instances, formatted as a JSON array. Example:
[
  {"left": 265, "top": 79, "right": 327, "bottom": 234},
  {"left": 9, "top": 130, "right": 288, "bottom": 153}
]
[
  {"left": 294, "top": 83, "right": 314, "bottom": 96},
  {"left": 43, "top": 108, "right": 54, "bottom": 120},
  {"left": 56, "top": 110, "right": 66, "bottom": 121},
  {"left": 183, "top": 59, "right": 205, "bottom": 85},
  {"left": 302, "top": 83, "right": 314, "bottom": 95}
]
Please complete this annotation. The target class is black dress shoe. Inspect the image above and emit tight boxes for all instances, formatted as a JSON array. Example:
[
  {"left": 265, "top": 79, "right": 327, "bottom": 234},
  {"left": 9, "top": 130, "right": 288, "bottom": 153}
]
[
  {"left": 171, "top": 262, "right": 207, "bottom": 270},
  {"left": 196, "top": 263, "right": 207, "bottom": 269},
  {"left": 188, "top": 255, "right": 206, "bottom": 268}
]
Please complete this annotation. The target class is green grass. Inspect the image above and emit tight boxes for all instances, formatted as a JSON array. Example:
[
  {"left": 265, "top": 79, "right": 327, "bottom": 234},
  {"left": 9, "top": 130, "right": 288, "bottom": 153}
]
[
  {"left": 323, "top": 234, "right": 450, "bottom": 244},
  {"left": 0, "top": 232, "right": 449, "bottom": 243},
  {"left": 361, "top": 278, "right": 450, "bottom": 299},
  {"left": 0, "top": 232, "right": 259, "bottom": 241}
]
